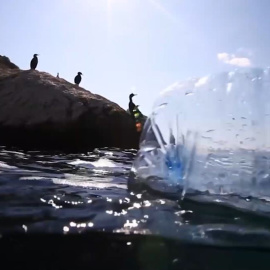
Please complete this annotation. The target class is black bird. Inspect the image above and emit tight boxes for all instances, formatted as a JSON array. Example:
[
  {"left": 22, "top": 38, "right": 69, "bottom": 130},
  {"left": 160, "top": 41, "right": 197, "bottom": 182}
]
[
  {"left": 56, "top": 73, "right": 59, "bottom": 78},
  {"left": 129, "top": 93, "right": 136, "bottom": 119},
  {"left": 74, "top": 72, "right": 83, "bottom": 85},
  {"left": 30, "top": 54, "right": 39, "bottom": 70}
]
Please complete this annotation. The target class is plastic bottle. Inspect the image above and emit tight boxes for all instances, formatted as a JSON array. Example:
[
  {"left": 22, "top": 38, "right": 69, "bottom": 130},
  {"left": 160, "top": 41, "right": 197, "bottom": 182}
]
[{"left": 129, "top": 68, "right": 270, "bottom": 200}]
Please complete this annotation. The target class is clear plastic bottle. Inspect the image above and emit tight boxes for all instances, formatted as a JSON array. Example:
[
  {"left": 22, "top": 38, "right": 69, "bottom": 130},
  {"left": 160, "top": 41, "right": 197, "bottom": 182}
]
[{"left": 129, "top": 68, "right": 270, "bottom": 200}]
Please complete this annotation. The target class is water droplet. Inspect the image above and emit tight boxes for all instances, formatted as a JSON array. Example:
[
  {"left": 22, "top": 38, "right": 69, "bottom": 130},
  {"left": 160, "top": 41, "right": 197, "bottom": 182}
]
[
  {"left": 201, "top": 136, "right": 212, "bottom": 140},
  {"left": 227, "top": 83, "right": 232, "bottom": 93}
]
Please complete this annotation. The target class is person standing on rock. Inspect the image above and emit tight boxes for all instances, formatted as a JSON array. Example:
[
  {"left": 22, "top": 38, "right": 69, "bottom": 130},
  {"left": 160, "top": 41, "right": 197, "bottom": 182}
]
[
  {"left": 30, "top": 54, "right": 39, "bottom": 70},
  {"left": 74, "top": 72, "right": 83, "bottom": 86}
]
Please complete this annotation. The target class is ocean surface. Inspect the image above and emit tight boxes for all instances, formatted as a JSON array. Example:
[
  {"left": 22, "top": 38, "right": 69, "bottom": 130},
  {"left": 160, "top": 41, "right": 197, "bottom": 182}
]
[{"left": 0, "top": 146, "right": 270, "bottom": 269}]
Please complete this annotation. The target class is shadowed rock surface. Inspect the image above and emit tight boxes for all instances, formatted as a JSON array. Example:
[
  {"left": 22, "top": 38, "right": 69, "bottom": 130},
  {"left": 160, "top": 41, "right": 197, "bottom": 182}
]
[{"left": 0, "top": 56, "right": 139, "bottom": 152}]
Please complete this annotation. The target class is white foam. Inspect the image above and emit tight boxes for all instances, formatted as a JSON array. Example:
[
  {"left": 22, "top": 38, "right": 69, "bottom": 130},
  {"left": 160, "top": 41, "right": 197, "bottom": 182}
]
[
  {"left": 19, "top": 173, "right": 126, "bottom": 190},
  {"left": 68, "top": 158, "right": 128, "bottom": 173},
  {"left": 0, "top": 161, "right": 18, "bottom": 170}
]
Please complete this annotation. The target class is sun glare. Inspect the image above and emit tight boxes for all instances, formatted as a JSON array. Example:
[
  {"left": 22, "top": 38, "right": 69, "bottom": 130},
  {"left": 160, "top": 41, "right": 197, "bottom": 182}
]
[
  {"left": 107, "top": 0, "right": 113, "bottom": 36},
  {"left": 106, "top": 0, "right": 128, "bottom": 37},
  {"left": 147, "top": 0, "right": 178, "bottom": 23}
]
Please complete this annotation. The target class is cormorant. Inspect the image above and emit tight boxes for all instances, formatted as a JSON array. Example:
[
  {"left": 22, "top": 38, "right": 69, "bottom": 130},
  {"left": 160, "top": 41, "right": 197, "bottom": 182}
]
[
  {"left": 30, "top": 54, "right": 38, "bottom": 70},
  {"left": 74, "top": 72, "right": 83, "bottom": 86},
  {"left": 129, "top": 93, "right": 136, "bottom": 119},
  {"left": 57, "top": 73, "right": 59, "bottom": 78}
]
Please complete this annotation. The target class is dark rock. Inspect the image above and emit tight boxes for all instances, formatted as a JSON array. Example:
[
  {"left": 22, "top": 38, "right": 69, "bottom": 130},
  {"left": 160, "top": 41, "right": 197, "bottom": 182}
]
[
  {"left": 0, "top": 55, "right": 19, "bottom": 70},
  {"left": 0, "top": 55, "right": 139, "bottom": 152}
]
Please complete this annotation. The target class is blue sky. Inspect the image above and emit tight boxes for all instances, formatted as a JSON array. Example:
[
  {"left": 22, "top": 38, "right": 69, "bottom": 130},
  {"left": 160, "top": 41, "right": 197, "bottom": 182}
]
[{"left": 1, "top": 0, "right": 270, "bottom": 116}]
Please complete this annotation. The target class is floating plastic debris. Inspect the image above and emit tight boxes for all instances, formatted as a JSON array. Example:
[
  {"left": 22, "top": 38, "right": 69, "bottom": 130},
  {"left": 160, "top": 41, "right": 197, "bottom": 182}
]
[{"left": 129, "top": 68, "right": 270, "bottom": 200}]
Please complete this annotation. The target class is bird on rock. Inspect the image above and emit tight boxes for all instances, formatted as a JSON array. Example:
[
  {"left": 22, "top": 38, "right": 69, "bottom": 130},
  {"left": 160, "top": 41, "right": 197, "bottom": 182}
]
[
  {"left": 30, "top": 54, "right": 39, "bottom": 70},
  {"left": 74, "top": 72, "right": 83, "bottom": 86},
  {"left": 128, "top": 93, "right": 137, "bottom": 120}
]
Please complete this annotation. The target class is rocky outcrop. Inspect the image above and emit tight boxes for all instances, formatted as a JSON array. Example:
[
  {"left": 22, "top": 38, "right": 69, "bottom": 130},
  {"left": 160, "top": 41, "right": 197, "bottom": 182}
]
[
  {"left": 0, "top": 56, "right": 139, "bottom": 152},
  {"left": 0, "top": 56, "right": 19, "bottom": 70}
]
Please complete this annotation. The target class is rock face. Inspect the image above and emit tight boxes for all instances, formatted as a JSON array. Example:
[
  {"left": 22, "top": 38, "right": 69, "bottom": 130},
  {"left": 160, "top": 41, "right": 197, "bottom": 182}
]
[{"left": 0, "top": 56, "right": 139, "bottom": 152}]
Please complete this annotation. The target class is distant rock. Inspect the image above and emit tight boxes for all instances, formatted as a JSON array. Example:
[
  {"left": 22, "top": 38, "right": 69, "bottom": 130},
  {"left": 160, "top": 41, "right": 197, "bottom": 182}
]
[
  {"left": 0, "top": 55, "right": 19, "bottom": 70},
  {"left": 0, "top": 55, "right": 139, "bottom": 152}
]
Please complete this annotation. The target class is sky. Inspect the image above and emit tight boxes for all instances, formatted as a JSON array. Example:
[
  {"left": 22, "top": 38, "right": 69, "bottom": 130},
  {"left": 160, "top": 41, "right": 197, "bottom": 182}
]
[{"left": 1, "top": 0, "right": 270, "bottom": 116}]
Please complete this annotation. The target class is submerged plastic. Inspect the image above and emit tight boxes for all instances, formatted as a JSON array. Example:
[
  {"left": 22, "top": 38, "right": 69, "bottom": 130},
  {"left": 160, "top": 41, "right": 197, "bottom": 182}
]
[{"left": 129, "top": 68, "right": 270, "bottom": 199}]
